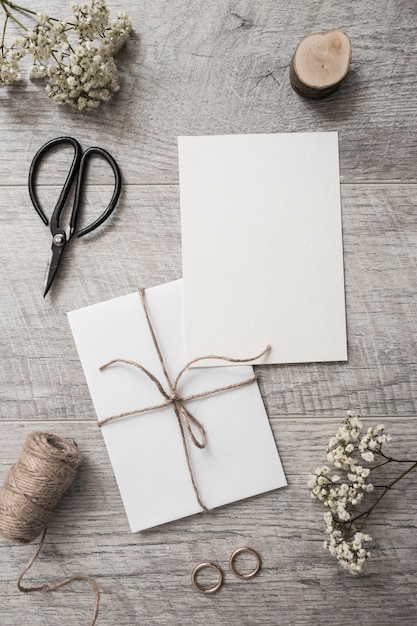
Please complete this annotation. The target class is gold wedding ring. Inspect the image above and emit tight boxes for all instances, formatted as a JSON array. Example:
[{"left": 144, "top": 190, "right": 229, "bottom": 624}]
[
  {"left": 228, "top": 547, "right": 262, "bottom": 580},
  {"left": 191, "top": 562, "right": 224, "bottom": 594}
]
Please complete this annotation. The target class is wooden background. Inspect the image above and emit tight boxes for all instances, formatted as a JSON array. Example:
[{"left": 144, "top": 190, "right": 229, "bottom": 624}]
[{"left": 1, "top": 1, "right": 416, "bottom": 624}]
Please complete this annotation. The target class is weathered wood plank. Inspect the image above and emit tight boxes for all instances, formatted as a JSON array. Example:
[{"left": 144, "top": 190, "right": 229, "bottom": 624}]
[
  {"left": 260, "top": 183, "right": 417, "bottom": 417},
  {"left": 1, "top": 2, "right": 417, "bottom": 624},
  {"left": 1, "top": 184, "right": 417, "bottom": 419},
  {"left": 0, "top": 418, "right": 416, "bottom": 626},
  {"left": 0, "top": 0, "right": 416, "bottom": 185},
  {"left": 0, "top": 184, "right": 182, "bottom": 420}
]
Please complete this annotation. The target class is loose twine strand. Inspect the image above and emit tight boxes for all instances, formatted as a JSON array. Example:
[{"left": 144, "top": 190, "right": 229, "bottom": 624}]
[
  {"left": 98, "top": 287, "right": 271, "bottom": 512},
  {"left": 0, "top": 431, "right": 99, "bottom": 625}
]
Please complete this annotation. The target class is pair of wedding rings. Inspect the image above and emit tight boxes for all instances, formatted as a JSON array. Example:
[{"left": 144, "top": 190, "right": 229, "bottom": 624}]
[{"left": 191, "top": 547, "right": 261, "bottom": 595}]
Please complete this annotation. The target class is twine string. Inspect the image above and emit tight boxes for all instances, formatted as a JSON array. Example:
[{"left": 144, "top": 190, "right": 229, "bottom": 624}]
[
  {"left": 98, "top": 287, "right": 271, "bottom": 512},
  {"left": 0, "top": 432, "right": 99, "bottom": 625},
  {"left": 17, "top": 528, "right": 100, "bottom": 626}
]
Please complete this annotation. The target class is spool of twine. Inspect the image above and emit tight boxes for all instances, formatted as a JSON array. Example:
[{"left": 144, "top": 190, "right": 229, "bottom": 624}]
[
  {"left": 0, "top": 431, "right": 99, "bottom": 625},
  {"left": 0, "top": 431, "right": 83, "bottom": 543}
]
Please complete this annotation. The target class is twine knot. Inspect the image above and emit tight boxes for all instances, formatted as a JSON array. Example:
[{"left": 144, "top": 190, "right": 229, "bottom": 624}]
[{"left": 98, "top": 288, "right": 271, "bottom": 512}]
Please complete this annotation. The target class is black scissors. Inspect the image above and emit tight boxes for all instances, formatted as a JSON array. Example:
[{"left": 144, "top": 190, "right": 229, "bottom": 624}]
[{"left": 29, "top": 136, "right": 121, "bottom": 297}]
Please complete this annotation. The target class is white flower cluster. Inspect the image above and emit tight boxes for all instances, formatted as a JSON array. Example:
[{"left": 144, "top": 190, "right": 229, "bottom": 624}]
[
  {"left": 359, "top": 423, "right": 392, "bottom": 462},
  {"left": 323, "top": 512, "right": 371, "bottom": 573},
  {"left": 0, "top": 0, "right": 132, "bottom": 110},
  {"left": 0, "top": 48, "right": 21, "bottom": 84},
  {"left": 308, "top": 412, "right": 391, "bottom": 574}
]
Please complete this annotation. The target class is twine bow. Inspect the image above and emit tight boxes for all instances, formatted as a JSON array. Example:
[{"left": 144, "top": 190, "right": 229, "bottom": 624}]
[{"left": 98, "top": 288, "right": 270, "bottom": 512}]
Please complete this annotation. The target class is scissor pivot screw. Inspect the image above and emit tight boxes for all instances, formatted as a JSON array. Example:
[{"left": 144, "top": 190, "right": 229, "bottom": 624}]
[{"left": 53, "top": 233, "right": 66, "bottom": 246}]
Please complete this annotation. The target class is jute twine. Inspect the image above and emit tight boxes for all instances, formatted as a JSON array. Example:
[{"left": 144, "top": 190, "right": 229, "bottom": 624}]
[
  {"left": 98, "top": 287, "right": 271, "bottom": 512},
  {"left": 0, "top": 431, "right": 99, "bottom": 625}
]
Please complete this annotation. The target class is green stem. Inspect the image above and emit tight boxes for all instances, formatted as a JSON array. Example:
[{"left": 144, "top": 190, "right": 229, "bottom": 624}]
[
  {"left": 1, "top": 11, "right": 8, "bottom": 49},
  {"left": 0, "top": 0, "right": 29, "bottom": 31},
  {"left": 2, "top": 1, "right": 37, "bottom": 17}
]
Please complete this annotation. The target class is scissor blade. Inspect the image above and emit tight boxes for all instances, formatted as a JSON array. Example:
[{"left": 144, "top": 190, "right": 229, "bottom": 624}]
[{"left": 43, "top": 244, "right": 65, "bottom": 297}]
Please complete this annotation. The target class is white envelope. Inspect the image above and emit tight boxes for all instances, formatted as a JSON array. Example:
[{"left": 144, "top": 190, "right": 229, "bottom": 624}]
[
  {"left": 178, "top": 132, "right": 347, "bottom": 366},
  {"left": 67, "top": 280, "right": 287, "bottom": 532}
]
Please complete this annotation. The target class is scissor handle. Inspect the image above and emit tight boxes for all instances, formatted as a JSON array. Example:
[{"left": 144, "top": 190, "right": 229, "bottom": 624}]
[
  {"left": 28, "top": 136, "right": 82, "bottom": 228},
  {"left": 74, "top": 146, "right": 122, "bottom": 238}
]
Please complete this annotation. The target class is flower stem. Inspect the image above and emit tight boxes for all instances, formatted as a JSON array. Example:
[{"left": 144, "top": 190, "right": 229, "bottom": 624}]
[
  {"left": 352, "top": 460, "right": 417, "bottom": 529},
  {"left": 0, "top": 0, "right": 29, "bottom": 31},
  {"left": 2, "top": 1, "right": 37, "bottom": 17},
  {"left": 1, "top": 12, "right": 8, "bottom": 49}
]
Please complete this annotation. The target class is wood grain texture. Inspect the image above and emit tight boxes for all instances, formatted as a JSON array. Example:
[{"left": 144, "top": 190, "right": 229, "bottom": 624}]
[
  {"left": 1, "top": 184, "right": 416, "bottom": 419},
  {"left": 0, "top": 184, "right": 182, "bottom": 420},
  {"left": 260, "top": 183, "right": 417, "bottom": 417},
  {"left": 0, "top": 418, "right": 416, "bottom": 626},
  {"left": 0, "top": 0, "right": 416, "bottom": 185},
  {"left": 289, "top": 30, "right": 352, "bottom": 98},
  {"left": 1, "top": 0, "right": 417, "bottom": 624}
]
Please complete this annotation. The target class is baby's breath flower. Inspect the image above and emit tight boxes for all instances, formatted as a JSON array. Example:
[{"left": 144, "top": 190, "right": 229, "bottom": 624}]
[
  {"left": 0, "top": 0, "right": 132, "bottom": 109},
  {"left": 309, "top": 411, "right": 417, "bottom": 574},
  {"left": 0, "top": 47, "right": 21, "bottom": 84},
  {"left": 361, "top": 451, "right": 374, "bottom": 462}
]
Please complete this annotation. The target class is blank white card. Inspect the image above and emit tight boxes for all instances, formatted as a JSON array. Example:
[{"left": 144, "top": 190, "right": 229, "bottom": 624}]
[{"left": 179, "top": 132, "right": 347, "bottom": 365}]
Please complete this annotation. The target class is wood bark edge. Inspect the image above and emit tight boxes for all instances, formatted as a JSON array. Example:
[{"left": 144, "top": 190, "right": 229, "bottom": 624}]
[{"left": 289, "top": 30, "right": 352, "bottom": 99}]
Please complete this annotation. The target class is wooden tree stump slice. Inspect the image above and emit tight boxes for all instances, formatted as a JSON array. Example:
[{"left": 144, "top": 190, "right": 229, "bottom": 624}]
[{"left": 289, "top": 30, "right": 352, "bottom": 99}]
